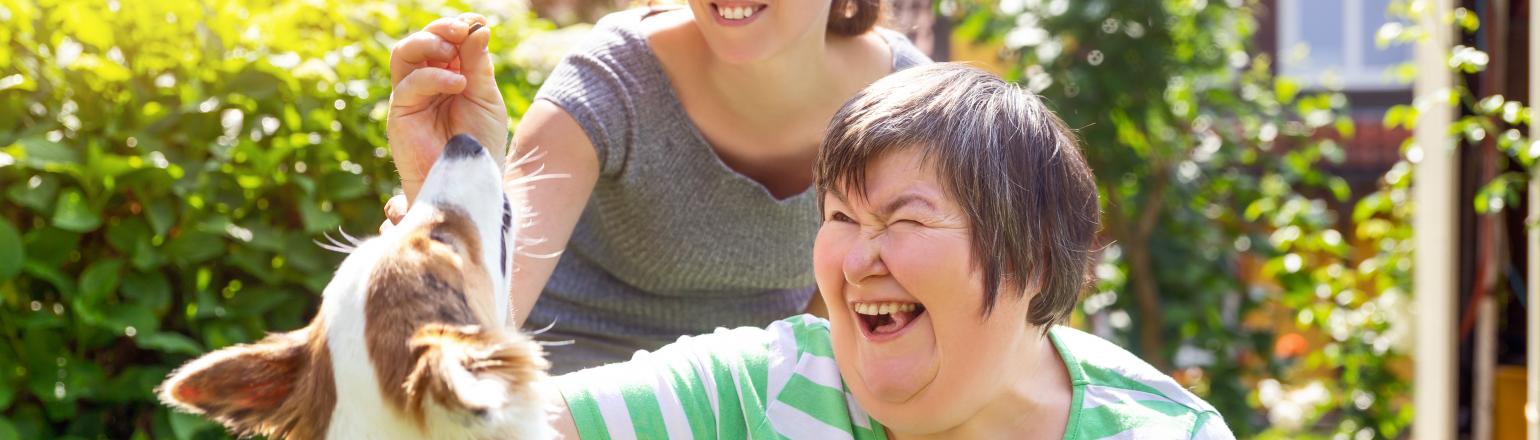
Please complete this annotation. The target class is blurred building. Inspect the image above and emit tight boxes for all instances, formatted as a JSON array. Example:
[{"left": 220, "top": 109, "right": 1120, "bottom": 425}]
[
  {"left": 1261, "top": 0, "right": 1413, "bottom": 192},
  {"left": 1294, "top": 0, "right": 1540, "bottom": 438},
  {"left": 1267, "top": 1, "right": 1534, "bottom": 438}
]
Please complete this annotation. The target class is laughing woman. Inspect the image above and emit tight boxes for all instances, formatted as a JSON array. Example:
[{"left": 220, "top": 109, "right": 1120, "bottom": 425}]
[{"left": 549, "top": 63, "right": 1235, "bottom": 440}]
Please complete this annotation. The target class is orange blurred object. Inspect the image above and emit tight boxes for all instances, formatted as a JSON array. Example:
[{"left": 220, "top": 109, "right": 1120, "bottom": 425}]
[{"left": 1274, "top": 332, "right": 1308, "bottom": 359}]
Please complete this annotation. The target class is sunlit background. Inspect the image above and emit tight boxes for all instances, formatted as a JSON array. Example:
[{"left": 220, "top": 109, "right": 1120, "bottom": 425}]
[{"left": 0, "top": 0, "right": 1534, "bottom": 438}]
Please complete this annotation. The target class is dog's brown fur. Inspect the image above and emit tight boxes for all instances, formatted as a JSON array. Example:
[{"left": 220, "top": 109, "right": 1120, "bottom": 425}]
[
  {"left": 161, "top": 207, "right": 541, "bottom": 438},
  {"left": 158, "top": 321, "right": 336, "bottom": 439},
  {"left": 365, "top": 208, "right": 505, "bottom": 425},
  {"left": 404, "top": 324, "right": 548, "bottom": 420}
]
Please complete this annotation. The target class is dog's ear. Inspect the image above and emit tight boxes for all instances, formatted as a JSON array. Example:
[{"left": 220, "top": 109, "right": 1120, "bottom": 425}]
[
  {"left": 404, "top": 324, "right": 548, "bottom": 418},
  {"left": 157, "top": 327, "right": 312, "bottom": 436}
]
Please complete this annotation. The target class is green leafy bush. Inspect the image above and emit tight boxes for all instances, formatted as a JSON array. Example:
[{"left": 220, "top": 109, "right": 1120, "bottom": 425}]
[
  {"left": 954, "top": 0, "right": 1413, "bottom": 437},
  {"left": 0, "top": 1, "right": 554, "bottom": 437}
]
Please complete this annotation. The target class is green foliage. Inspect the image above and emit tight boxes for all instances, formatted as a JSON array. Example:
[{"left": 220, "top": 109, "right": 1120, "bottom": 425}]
[
  {"left": 955, "top": 0, "right": 1412, "bottom": 437},
  {"left": 0, "top": 0, "right": 554, "bottom": 437},
  {"left": 1379, "top": 2, "right": 1536, "bottom": 217}
]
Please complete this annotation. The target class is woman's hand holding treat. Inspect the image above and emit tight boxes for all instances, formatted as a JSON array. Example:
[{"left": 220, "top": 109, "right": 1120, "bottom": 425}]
[{"left": 387, "top": 13, "right": 508, "bottom": 202}]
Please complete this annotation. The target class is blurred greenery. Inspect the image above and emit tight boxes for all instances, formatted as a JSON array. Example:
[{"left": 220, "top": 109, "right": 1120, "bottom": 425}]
[
  {"left": 0, "top": 0, "right": 554, "bottom": 437},
  {"left": 1376, "top": 3, "right": 1538, "bottom": 217},
  {"left": 955, "top": 0, "right": 1417, "bottom": 437}
]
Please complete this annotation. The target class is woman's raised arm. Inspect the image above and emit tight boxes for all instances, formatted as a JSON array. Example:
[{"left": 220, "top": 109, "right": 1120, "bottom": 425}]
[{"left": 500, "top": 100, "right": 600, "bottom": 326}]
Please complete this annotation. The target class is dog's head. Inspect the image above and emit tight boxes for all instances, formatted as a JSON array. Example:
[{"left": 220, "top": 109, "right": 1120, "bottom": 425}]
[{"left": 157, "top": 135, "right": 553, "bottom": 439}]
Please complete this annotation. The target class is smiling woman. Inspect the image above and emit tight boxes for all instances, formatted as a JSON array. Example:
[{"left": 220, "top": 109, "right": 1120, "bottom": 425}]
[
  {"left": 383, "top": 0, "right": 931, "bottom": 374},
  {"left": 546, "top": 63, "right": 1236, "bottom": 440}
]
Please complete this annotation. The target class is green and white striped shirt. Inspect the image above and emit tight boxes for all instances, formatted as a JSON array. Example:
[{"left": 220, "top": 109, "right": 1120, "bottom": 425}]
[{"left": 557, "top": 315, "right": 1234, "bottom": 439}]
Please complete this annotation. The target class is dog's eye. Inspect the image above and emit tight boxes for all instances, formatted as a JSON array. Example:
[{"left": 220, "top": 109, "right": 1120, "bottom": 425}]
[{"left": 428, "top": 230, "right": 457, "bottom": 248}]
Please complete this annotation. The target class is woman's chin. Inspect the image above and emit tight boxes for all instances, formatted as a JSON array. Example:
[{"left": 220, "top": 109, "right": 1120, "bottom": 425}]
[
  {"left": 853, "top": 316, "right": 940, "bottom": 404},
  {"left": 862, "top": 363, "right": 933, "bottom": 403}
]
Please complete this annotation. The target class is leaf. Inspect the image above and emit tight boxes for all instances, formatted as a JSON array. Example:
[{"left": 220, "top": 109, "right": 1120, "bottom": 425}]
[
  {"left": 105, "top": 217, "right": 151, "bottom": 254},
  {"left": 6, "top": 173, "right": 59, "bottom": 213},
  {"left": 135, "top": 332, "right": 204, "bottom": 357},
  {"left": 0, "top": 355, "right": 14, "bottom": 409},
  {"left": 164, "top": 231, "right": 223, "bottom": 266},
  {"left": 1328, "top": 178, "right": 1352, "bottom": 202},
  {"left": 127, "top": 236, "right": 166, "bottom": 271},
  {"left": 1475, "top": 95, "right": 1504, "bottom": 114},
  {"left": 100, "top": 304, "right": 158, "bottom": 335},
  {"left": 1382, "top": 105, "right": 1407, "bottom": 128},
  {"left": 323, "top": 172, "right": 367, "bottom": 200},
  {"left": 144, "top": 197, "right": 175, "bottom": 236},
  {"left": 17, "top": 136, "right": 80, "bottom": 167},
  {"left": 1274, "top": 78, "right": 1300, "bottom": 104},
  {"left": 1334, "top": 117, "right": 1356, "bottom": 139},
  {"left": 78, "top": 259, "right": 124, "bottom": 303},
  {"left": 168, "top": 408, "right": 220, "bottom": 440},
  {"left": 0, "top": 219, "right": 22, "bottom": 282},
  {"left": 51, "top": 189, "right": 101, "bottom": 232},
  {"left": 0, "top": 417, "right": 17, "bottom": 440},
  {"left": 225, "top": 286, "right": 293, "bottom": 317},
  {"left": 121, "top": 270, "right": 172, "bottom": 313},
  {"left": 98, "top": 366, "right": 170, "bottom": 403},
  {"left": 299, "top": 198, "right": 341, "bottom": 233}
]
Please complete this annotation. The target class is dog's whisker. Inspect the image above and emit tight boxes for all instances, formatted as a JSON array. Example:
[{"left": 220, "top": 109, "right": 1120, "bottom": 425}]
[
  {"left": 315, "top": 231, "right": 357, "bottom": 254},
  {"left": 336, "top": 226, "right": 363, "bottom": 246},
  {"left": 522, "top": 319, "right": 574, "bottom": 346},
  {"left": 503, "top": 146, "right": 549, "bottom": 171},
  {"left": 510, "top": 173, "right": 570, "bottom": 186},
  {"left": 315, "top": 240, "right": 355, "bottom": 254},
  {"left": 518, "top": 249, "right": 563, "bottom": 260},
  {"left": 527, "top": 320, "right": 559, "bottom": 336}
]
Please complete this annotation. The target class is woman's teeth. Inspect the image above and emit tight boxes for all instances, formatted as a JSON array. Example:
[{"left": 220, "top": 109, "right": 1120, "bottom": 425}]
[
  {"left": 717, "top": 5, "right": 757, "bottom": 20},
  {"left": 854, "top": 302, "right": 917, "bottom": 315}
]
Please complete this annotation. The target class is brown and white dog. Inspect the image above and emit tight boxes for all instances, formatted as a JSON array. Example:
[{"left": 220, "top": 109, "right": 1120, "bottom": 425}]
[{"left": 158, "top": 135, "right": 557, "bottom": 439}]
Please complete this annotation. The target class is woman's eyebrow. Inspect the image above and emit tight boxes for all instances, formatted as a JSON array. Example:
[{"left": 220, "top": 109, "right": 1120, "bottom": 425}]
[{"left": 880, "top": 194, "right": 937, "bottom": 217}]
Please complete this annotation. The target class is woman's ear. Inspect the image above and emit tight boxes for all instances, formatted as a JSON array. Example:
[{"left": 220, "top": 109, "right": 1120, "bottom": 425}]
[{"left": 157, "top": 327, "right": 313, "bottom": 436}]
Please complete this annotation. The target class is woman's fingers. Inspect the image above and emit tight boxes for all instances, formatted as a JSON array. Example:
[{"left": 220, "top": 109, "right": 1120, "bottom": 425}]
[
  {"left": 458, "top": 19, "right": 496, "bottom": 91},
  {"left": 389, "top": 15, "right": 481, "bottom": 85},
  {"left": 454, "top": 13, "right": 488, "bottom": 31},
  {"left": 390, "top": 67, "right": 468, "bottom": 110},
  {"left": 384, "top": 194, "right": 410, "bottom": 225},
  {"left": 422, "top": 16, "right": 471, "bottom": 40},
  {"left": 390, "top": 31, "right": 458, "bottom": 86}
]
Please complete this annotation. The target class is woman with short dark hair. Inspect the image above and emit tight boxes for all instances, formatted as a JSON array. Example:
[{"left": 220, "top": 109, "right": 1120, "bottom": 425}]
[{"left": 550, "top": 63, "right": 1235, "bottom": 439}]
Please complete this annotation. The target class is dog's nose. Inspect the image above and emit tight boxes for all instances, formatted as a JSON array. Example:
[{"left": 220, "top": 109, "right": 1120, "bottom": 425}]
[{"left": 443, "top": 134, "right": 485, "bottom": 159}]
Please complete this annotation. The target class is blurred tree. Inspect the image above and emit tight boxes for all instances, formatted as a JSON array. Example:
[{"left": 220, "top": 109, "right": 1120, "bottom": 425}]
[
  {"left": 953, "top": 0, "right": 1414, "bottom": 437},
  {"left": 0, "top": 0, "right": 557, "bottom": 438}
]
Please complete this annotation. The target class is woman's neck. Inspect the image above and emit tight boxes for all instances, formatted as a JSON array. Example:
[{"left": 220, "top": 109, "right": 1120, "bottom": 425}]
[
  {"left": 699, "top": 24, "right": 846, "bottom": 123},
  {"left": 895, "top": 333, "right": 1074, "bottom": 440}
]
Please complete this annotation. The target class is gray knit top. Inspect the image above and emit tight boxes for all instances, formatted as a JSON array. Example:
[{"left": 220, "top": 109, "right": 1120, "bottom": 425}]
[{"left": 526, "top": 7, "right": 931, "bottom": 373}]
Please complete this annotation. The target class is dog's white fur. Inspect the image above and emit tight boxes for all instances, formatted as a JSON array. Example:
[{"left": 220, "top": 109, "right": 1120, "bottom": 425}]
[{"left": 158, "top": 136, "right": 559, "bottom": 439}]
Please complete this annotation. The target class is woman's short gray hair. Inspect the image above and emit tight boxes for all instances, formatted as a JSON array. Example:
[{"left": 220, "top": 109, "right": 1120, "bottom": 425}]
[{"left": 815, "top": 63, "right": 1101, "bottom": 328}]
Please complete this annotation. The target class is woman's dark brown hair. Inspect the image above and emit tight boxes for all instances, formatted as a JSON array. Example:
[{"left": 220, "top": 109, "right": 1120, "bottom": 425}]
[
  {"left": 817, "top": 63, "right": 1102, "bottom": 330},
  {"left": 827, "top": 0, "right": 881, "bottom": 36}
]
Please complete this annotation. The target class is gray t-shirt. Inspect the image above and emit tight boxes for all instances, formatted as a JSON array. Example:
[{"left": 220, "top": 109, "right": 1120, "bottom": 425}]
[{"left": 527, "top": 7, "right": 931, "bottom": 373}]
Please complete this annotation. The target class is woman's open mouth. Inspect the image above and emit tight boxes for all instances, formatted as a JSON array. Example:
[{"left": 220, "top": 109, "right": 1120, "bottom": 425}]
[
  {"left": 853, "top": 301, "right": 927, "bottom": 342},
  {"left": 710, "top": 2, "right": 767, "bottom": 25}
]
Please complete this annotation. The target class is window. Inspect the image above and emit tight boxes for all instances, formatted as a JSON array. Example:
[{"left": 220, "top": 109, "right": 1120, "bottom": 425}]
[{"left": 1277, "top": 0, "right": 1413, "bottom": 90}]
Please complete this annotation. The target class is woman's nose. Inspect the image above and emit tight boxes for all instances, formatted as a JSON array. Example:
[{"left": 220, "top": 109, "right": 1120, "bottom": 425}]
[{"left": 842, "top": 235, "right": 889, "bottom": 286}]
